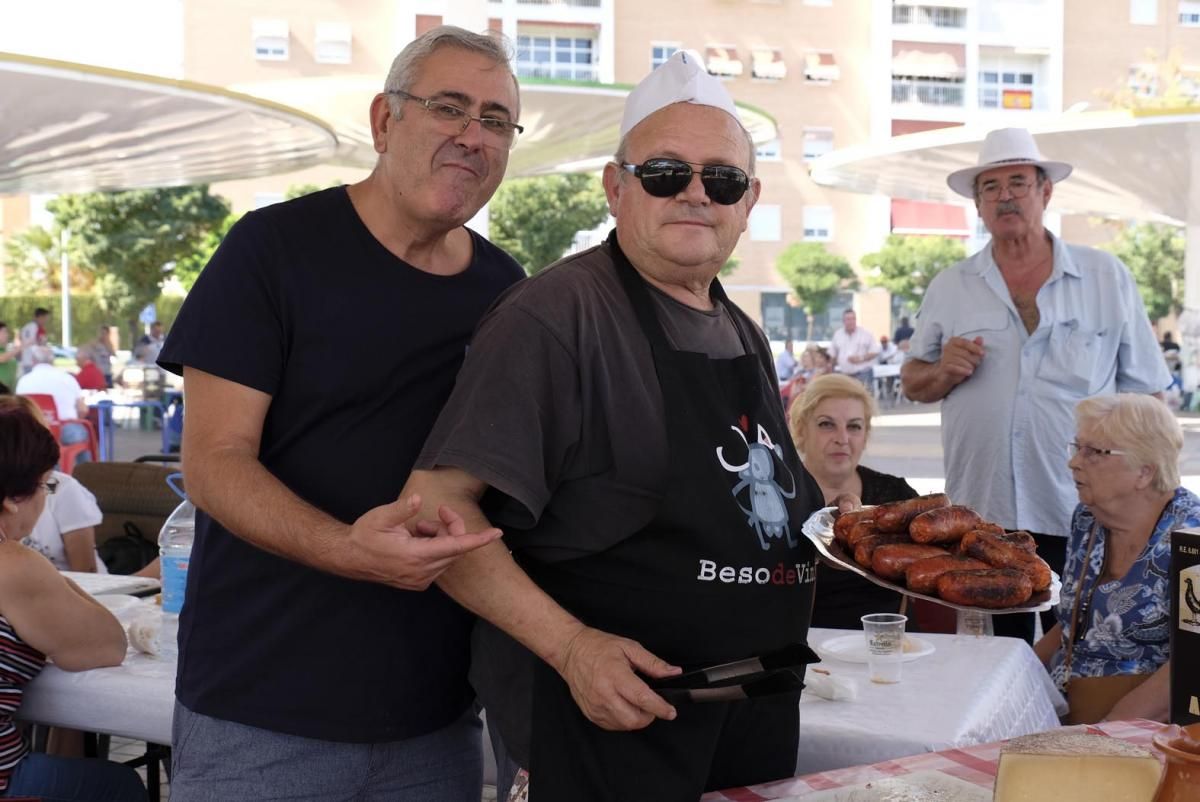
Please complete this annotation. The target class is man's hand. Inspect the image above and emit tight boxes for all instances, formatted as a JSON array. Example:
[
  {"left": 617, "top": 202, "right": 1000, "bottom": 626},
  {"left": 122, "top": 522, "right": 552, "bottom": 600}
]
[
  {"left": 555, "top": 626, "right": 681, "bottom": 731},
  {"left": 343, "top": 494, "right": 502, "bottom": 591},
  {"left": 937, "top": 336, "right": 984, "bottom": 387}
]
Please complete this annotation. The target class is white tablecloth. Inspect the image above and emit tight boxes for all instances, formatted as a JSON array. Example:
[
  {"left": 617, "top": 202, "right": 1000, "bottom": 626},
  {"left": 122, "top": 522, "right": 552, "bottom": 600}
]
[
  {"left": 797, "top": 628, "right": 1066, "bottom": 774},
  {"left": 62, "top": 571, "right": 160, "bottom": 597}
]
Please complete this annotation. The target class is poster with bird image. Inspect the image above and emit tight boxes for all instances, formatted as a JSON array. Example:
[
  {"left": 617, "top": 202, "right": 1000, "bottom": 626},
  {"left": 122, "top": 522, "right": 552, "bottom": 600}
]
[{"left": 1171, "top": 527, "right": 1200, "bottom": 725}]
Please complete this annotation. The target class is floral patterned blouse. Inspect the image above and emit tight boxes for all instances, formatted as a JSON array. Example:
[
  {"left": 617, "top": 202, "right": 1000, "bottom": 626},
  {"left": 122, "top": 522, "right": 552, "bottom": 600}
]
[{"left": 1049, "top": 486, "right": 1200, "bottom": 691}]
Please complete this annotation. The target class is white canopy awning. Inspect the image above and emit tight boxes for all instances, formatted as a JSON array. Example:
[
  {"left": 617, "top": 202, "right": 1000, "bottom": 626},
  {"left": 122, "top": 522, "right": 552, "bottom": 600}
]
[{"left": 0, "top": 52, "right": 338, "bottom": 195}]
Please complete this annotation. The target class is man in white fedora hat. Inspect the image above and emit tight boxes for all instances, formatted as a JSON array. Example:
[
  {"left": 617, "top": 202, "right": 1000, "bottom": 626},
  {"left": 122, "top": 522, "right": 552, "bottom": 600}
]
[
  {"left": 401, "top": 50, "right": 825, "bottom": 798},
  {"left": 901, "top": 127, "right": 1170, "bottom": 642}
]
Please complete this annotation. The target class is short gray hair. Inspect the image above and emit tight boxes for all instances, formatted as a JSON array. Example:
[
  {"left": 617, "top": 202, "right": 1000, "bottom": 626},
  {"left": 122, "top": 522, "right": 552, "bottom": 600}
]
[
  {"left": 1075, "top": 393, "right": 1182, "bottom": 492},
  {"left": 384, "top": 26, "right": 516, "bottom": 118},
  {"left": 613, "top": 113, "right": 757, "bottom": 177},
  {"left": 29, "top": 345, "right": 54, "bottom": 365}
]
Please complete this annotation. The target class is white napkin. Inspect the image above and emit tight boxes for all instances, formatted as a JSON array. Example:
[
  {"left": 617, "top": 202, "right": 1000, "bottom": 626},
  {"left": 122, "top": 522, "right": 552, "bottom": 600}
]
[
  {"left": 804, "top": 666, "right": 858, "bottom": 701},
  {"left": 126, "top": 607, "right": 162, "bottom": 656}
]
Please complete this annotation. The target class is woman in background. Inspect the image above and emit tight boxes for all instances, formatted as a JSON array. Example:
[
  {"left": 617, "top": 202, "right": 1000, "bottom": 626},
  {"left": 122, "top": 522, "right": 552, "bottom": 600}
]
[
  {"left": 0, "top": 402, "right": 146, "bottom": 801},
  {"left": 789, "top": 374, "right": 918, "bottom": 628}
]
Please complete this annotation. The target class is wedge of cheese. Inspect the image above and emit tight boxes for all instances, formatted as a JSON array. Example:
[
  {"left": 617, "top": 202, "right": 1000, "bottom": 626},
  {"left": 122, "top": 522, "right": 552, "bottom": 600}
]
[{"left": 993, "top": 732, "right": 1162, "bottom": 802}]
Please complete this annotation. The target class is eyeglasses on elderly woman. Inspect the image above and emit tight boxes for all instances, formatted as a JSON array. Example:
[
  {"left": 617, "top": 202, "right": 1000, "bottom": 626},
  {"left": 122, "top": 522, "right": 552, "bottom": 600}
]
[{"left": 1067, "top": 442, "right": 1129, "bottom": 462}]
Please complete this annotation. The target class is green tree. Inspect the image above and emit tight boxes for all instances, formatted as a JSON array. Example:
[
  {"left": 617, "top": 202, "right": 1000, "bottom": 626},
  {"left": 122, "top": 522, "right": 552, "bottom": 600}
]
[
  {"left": 173, "top": 213, "right": 241, "bottom": 291},
  {"left": 48, "top": 186, "right": 230, "bottom": 343},
  {"left": 490, "top": 174, "right": 609, "bottom": 274},
  {"left": 2, "top": 225, "right": 63, "bottom": 294},
  {"left": 860, "top": 234, "right": 965, "bottom": 310},
  {"left": 720, "top": 253, "right": 740, "bottom": 277},
  {"left": 775, "top": 242, "right": 859, "bottom": 341},
  {"left": 285, "top": 181, "right": 343, "bottom": 200},
  {"left": 1102, "top": 222, "right": 1185, "bottom": 321},
  {"left": 1102, "top": 47, "right": 1200, "bottom": 110}
]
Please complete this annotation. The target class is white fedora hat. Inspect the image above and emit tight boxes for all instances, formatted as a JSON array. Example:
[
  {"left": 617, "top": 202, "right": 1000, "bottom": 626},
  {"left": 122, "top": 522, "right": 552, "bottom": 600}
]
[{"left": 946, "top": 127, "right": 1073, "bottom": 199}]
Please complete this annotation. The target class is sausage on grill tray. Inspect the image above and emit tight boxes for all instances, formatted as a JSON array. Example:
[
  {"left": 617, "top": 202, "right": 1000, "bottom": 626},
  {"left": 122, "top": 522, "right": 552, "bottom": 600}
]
[
  {"left": 960, "top": 530, "right": 1053, "bottom": 591},
  {"left": 904, "top": 554, "right": 990, "bottom": 594},
  {"left": 873, "top": 493, "right": 952, "bottom": 533},
  {"left": 909, "top": 505, "right": 985, "bottom": 544},
  {"left": 845, "top": 521, "right": 885, "bottom": 549},
  {"left": 871, "top": 543, "right": 950, "bottom": 582},
  {"left": 834, "top": 509, "right": 876, "bottom": 545},
  {"left": 937, "top": 568, "right": 1034, "bottom": 608},
  {"left": 853, "top": 533, "right": 910, "bottom": 568},
  {"left": 999, "top": 530, "right": 1037, "bottom": 553}
]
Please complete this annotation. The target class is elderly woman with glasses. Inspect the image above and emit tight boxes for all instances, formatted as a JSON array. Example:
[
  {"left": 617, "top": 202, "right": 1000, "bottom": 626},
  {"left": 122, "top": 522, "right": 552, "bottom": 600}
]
[
  {"left": 1034, "top": 393, "right": 1200, "bottom": 724},
  {"left": 789, "top": 374, "right": 919, "bottom": 628},
  {"left": 0, "top": 402, "right": 147, "bottom": 800}
]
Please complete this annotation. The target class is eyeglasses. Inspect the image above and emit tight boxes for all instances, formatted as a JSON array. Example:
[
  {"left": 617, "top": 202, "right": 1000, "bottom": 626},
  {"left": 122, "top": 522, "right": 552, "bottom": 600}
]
[
  {"left": 1067, "top": 442, "right": 1129, "bottom": 462},
  {"left": 976, "top": 177, "right": 1038, "bottom": 202},
  {"left": 387, "top": 90, "right": 523, "bottom": 148},
  {"left": 39, "top": 478, "right": 59, "bottom": 495},
  {"left": 621, "top": 158, "right": 750, "bottom": 205}
]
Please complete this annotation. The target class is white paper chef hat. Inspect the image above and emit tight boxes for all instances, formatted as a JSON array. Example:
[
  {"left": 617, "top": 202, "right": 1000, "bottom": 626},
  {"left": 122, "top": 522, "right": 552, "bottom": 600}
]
[{"left": 619, "top": 50, "right": 741, "bottom": 139}]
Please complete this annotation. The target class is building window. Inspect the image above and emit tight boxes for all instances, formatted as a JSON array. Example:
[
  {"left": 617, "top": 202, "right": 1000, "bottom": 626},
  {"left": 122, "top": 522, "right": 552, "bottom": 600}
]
[
  {"left": 1181, "top": 1, "right": 1200, "bottom": 24},
  {"left": 315, "top": 22, "right": 352, "bottom": 65},
  {"left": 756, "top": 138, "right": 782, "bottom": 161},
  {"left": 1131, "top": 0, "right": 1157, "bottom": 23},
  {"left": 751, "top": 47, "right": 787, "bottom": 80},
  {"left": 892, "top": 4, "right": 967, "bottom": 28},
  {"left": 252, "top": 19, "right": 289, "bottom": 61},
  {"left": 803, "top": 206, "right": 834, "bottom": 241},
  {"left": 650, "top": 42, "right": 680, "bottom": 70},
  {"left": 802, "top": 127, "right": 834, "bottom": 161},
  {"left": 516, "top": 34, "right": 597, "bottom": 81},
  {"left": 978, "top": 69, "right": 1036, "bottom": 109},
  {"left": 705, "top": 45, "right": 744, "bottom": 78},
  {"left": 804, "top": 51, "right": 840, "bottom": 83},
  {"left": 750, "top": 204, "right": 782, "bottom": 242}
]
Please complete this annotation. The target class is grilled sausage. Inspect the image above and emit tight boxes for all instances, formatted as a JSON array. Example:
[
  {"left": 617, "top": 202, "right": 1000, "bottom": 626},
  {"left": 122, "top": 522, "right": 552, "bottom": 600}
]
[
  {"left": 904, "top": 554, "right": 990, "bottom": 594},
  {"left": 909, "top": 505, "right": 985, "bottom": 544},
  {"left": 871, "top": 543, "right": 950, "bottom": 581},
  {"left": 873, "top": 493, "right": 952, "bottom": 533},
  {"left": 845, "top": 521, "right": 885, "bottom": 549},
  {"left": 834, "top": 509, "right": 876, "bottom": 545},
  {"left": 999, "top": 530, "right": 1037, "bottom": 553},
  {"left": 936, "top": 568, "right": 1034, "bottom": 608},
  {"left": 853, "top": 533, "right": 910, "bottom": 568},
  {"left": 960, "top": 530, "right": 1053, "bottom": 591}
]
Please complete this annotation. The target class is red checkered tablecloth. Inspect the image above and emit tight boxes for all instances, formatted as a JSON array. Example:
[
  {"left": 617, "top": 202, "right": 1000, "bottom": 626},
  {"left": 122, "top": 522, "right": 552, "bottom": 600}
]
[{"left": 701, "top": 720, "right": 1164, "bottom": 800}]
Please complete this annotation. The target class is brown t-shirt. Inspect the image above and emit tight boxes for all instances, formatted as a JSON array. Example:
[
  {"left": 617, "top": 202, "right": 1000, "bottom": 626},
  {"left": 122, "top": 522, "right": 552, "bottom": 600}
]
[{"left": 416, "top": 239, "right": 768, "bottom": 561}]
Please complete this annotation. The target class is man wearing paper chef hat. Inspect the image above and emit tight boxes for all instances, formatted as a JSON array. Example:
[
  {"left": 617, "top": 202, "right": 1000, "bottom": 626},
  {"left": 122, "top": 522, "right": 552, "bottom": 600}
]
[
  {"left": 901, "top": 127, "right": 1170, "bottom": 642},
  {"left": 405, "top": 50, "right": 825, "bottom": 798}
]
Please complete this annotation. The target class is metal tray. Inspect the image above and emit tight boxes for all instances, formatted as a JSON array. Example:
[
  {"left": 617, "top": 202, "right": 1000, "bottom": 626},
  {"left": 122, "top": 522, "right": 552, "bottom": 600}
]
[{"left": 801, "top": 506, "right": 1060, "bottom": 615}]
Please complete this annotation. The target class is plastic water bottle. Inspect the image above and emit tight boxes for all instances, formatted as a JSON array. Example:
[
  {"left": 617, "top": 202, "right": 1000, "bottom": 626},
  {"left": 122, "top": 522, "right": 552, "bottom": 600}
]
[{"left": 157, "top": 498, "right": 195, "bottom": 659}]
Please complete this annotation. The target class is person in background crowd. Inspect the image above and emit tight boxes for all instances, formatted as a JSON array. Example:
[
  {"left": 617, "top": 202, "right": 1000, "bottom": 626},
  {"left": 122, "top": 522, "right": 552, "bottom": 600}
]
[
  {"left": 157, "top": 26, "right": 522, "bottom": 802},
  {"left": 73, "top": 346, "right": 108, "bottom": 392},
  {"left": 901, "top": 127, "right": 1170, "bottom": 644},
  {"left": 1035, "top": 394, "right": 1200, "bottom": 724},
  {"left": 132, "top": 322, "right": 165, "bottom": 366},
  {"left": 18, "top": 308, "right": 49, "bottom": 376},
  {"left": 0, "top": 323, "right": 18, "bottom": 393},
  {"left": 90, "top": 326, "right": 117, "bottom": 389},
  {"left": 789, "top": 374, "right": 917, "bottom": 628},
  {"left": 829, "top": 309, "right": 878, "bottom": 385},
  {"left": 893, "top": 316, "right": 914, "bottom": 345},
  {"left": 0, "top": 401, "right": 146, "bottom": 801},
  {"left": 16, "top": 346, "right": 93, "bottom": 465},
  {"left": 775, "top": 338, "right": 798, "bottom": 383},
  {"left": 1160, "top": 331, "right": 1180, "bottom": 354},
  {"left": 405, "top": 49, "right": 824, "bottom": 800},
  {"left": 877, "top": 335, "right": 899, "bottom": 365}
]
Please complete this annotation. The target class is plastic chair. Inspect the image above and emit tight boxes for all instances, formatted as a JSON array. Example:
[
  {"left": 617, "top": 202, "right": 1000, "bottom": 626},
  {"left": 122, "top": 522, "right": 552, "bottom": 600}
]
[{"left": 24, "top": 393, "right": 99, "bottom": 474}]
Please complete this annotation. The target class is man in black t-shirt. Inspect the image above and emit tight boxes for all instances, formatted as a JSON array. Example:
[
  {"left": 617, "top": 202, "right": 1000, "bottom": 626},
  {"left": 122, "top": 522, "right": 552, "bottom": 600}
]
[{"left": 158, "top": 26, "right": 523, "bottom": 802}]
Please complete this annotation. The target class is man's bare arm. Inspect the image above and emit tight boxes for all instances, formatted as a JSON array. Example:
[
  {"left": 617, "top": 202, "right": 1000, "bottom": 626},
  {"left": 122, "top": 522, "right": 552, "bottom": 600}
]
[
  {"left": 900, "top": 335, "right": 984, "bottom": 403},
  {"left": 181, "top": 367, "right": 501, "bottom": 591},
  {"left": 406, "top": 466, "right": 682, "bottom": 731}
]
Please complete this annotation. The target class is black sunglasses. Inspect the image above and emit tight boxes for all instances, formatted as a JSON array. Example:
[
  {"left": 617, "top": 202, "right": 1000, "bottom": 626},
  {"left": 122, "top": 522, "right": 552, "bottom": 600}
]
[
  {"left": 621, "top": 158, "right": 750, "bottom": 205},
  {"left": 649, "top": 642, "right": 819, "bottom": 703}
]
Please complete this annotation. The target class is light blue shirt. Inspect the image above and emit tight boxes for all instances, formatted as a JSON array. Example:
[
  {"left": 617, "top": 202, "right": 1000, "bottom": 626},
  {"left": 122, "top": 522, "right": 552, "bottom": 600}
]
[{"left": 908, "top": 234, "right": 1170, "bottom": 536}]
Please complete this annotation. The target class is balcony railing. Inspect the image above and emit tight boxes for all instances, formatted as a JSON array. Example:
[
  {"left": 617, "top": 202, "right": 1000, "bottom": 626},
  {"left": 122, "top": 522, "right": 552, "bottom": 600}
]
[
  {"left": 490, "top": 0, "right": 602, "bottom": 6},
  {"left": 892, "top": 4, "right": 967, "bottom": 28},
  {"left": 516, "top": 63, "right": 600, "bottom": 81},
  {"left": 891, "top": 78, "right": 965, "bottom": 107}
]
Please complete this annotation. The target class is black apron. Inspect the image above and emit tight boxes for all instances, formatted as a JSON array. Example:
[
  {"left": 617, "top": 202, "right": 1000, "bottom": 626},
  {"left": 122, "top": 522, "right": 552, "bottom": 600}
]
[{"left": 521, "top": 248, "right": 821, "bottom": 801}]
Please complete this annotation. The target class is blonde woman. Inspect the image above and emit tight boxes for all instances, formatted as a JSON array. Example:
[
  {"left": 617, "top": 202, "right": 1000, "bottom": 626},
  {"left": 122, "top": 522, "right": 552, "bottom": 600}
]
[{"left": 789, "top": 374, "right": 918, "bottom": 628}]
